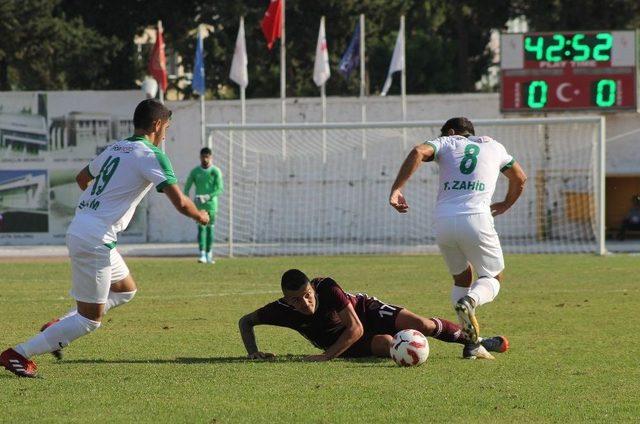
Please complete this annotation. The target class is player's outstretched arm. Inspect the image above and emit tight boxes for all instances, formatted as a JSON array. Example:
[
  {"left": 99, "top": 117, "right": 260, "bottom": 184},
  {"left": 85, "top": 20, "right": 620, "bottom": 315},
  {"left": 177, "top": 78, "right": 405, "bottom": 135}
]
[
  {"left": 491, "top": 162, "right": 527, "bottom": 217},
  {"left": 304, "top": 304, "right": 364, "bottom": 362},
  {"left": 239, "top": 312, "right": 275, "bottom": 360},
  {"left": 75, "top": 166, "right": 94, "bottom": 191},
  {"left": 163, "top": 184, "right": 209, "bottom": 225},
  {"left": 389, "top": 144, "right": 435, "bottom": 213}
]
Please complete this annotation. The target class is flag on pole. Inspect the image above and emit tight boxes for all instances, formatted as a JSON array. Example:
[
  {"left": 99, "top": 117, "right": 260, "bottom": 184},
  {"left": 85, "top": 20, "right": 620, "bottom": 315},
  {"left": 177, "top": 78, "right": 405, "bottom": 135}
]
[
  {"left": 338, "top": 22, "right": 360, "bottom": 80},
  {"left": 230, "top": 17, "right": 249, "bottom": 88},
  {"left": 148, "top": 21, "right": 168, "bottom": 92},
  {"left": 313, "top": 17, "right": 330, "bottom": 87},
  {"left": 192, "top": 28, "right": 205, "bottom": 95},
  {"left": 381, "top": 24, "right": 404, "bottom": 96},
  {"left": 261, "top": 0, "right": 283, "bottom": 50}
]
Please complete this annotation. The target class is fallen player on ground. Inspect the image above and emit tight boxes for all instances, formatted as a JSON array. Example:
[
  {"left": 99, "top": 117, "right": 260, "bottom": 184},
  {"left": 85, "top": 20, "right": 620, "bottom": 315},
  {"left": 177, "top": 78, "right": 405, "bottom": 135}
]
[{"left": 239, "top": 269, "right": 509, "bottom": 362}]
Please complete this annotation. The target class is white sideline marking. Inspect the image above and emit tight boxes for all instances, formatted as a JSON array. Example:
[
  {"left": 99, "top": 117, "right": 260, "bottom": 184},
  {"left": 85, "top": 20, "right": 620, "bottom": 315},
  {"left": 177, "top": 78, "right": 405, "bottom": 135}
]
[
  {"left": 1, "top": 287, "right": 637, "bottom": 304},
  {"left": 0, "top": 289, "right": 283, "bottom": 303}
]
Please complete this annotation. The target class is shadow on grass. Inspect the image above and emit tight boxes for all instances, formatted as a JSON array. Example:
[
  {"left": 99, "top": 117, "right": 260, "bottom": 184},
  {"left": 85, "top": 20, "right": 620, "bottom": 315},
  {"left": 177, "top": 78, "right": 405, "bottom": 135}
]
[{"left": 59, "top": 354, "right": 391, "bottom": 365}]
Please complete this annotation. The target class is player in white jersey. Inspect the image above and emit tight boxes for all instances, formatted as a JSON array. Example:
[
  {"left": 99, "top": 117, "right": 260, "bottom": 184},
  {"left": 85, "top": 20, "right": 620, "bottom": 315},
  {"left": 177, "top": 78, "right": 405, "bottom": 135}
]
[
  {"left": 1, "top": 99, "right": 209, "bottom": 378},
  {"left": 389, "top": 117, "right": 527, "bottom": 353}
]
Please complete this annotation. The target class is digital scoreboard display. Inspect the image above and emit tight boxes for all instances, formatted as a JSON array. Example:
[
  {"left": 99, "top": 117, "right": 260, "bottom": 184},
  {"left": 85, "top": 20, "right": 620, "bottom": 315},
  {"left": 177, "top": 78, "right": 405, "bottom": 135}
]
[{"left": 500, "top": 31, "right": 638, "bottom": 112}]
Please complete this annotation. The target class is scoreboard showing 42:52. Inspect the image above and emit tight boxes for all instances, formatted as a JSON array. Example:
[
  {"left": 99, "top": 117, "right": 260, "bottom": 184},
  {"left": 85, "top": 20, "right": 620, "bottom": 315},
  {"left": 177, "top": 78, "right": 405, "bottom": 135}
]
[{"left": 500, "top": 31, "right": 638, "bottom": 112}]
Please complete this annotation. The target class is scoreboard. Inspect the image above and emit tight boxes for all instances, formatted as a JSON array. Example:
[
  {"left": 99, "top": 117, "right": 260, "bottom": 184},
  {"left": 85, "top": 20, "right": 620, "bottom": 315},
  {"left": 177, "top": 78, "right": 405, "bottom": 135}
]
[{"left": 500, "top": 31, "right": 638, "bottom": 112}]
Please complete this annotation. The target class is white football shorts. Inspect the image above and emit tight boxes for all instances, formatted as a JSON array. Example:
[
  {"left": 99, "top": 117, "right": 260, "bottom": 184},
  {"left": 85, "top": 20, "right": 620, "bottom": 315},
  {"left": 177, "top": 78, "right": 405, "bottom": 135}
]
[
  {"left": 435, "top": 213, "right": 504, "bottom": 277},
  {"left": 66, "top": 234, "right": 130, "bottom": 304}
]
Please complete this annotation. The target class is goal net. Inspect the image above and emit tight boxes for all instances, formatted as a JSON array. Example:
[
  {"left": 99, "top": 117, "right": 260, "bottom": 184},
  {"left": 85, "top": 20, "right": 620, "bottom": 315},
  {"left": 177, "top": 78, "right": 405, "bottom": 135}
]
[{"left": 207, "top": 117, "right": 604, "bottom": 256}]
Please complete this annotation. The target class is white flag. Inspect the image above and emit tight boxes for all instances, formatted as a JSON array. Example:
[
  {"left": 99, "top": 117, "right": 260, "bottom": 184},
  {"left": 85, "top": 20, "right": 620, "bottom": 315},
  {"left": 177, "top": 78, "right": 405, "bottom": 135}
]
[
  {"left": 313, "top": 17, "right": 331, "bottom": 87},
  {"left": 381, "top": 22, "right": 404, "bottom": 96},
  {"left": 230, "top": 16, "right": 249, "bottom": 89}
]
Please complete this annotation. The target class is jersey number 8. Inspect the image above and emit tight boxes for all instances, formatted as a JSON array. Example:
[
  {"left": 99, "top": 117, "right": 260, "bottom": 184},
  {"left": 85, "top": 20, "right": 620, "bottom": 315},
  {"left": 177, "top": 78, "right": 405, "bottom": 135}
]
[{"left": 459, "top": 144, "right": 480, "bottom": 175}]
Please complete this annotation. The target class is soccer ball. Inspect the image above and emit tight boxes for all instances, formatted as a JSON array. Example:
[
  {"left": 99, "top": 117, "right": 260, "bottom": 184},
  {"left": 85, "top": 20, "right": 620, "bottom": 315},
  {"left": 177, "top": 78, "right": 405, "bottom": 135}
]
[{"left": 389, "top": 329, "right": 429, "bottom": 367}]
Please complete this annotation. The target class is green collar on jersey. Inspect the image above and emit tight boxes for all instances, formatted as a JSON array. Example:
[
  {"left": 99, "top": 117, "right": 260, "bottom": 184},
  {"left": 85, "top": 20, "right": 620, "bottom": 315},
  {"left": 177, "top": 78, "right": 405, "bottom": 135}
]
[
  {"left": 126, "top": 134, "right": 151, "bottom": 142},
  {"left": 126, "top": 134, "right": 162, "bottom": 152}
]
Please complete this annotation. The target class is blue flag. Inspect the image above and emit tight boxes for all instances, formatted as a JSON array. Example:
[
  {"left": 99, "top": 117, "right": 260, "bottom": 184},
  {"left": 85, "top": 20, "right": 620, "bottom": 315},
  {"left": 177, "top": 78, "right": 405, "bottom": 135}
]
[
  {"left": 338, "top": 22, "right": 360, "bottom": 80},
  {"left": 192, "top": 31, "right": 205, "bottom": 95}
]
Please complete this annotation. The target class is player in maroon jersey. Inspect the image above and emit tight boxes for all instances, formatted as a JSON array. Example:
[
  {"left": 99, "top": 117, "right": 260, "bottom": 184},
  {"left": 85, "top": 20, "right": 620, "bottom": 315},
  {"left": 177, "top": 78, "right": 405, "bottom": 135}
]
[{"left": 239, "top": 269, "right": 508, "bottom": 361}]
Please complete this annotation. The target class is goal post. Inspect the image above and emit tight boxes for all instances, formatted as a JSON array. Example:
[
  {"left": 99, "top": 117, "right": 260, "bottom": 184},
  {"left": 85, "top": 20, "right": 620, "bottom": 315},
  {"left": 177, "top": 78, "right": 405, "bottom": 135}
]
[{"left": 206, "top": 117, "right": 605, "bottom": 257}]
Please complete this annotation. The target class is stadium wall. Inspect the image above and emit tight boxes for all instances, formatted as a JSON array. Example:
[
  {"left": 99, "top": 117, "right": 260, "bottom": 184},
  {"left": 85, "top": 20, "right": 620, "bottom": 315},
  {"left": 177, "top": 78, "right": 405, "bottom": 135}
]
[{"left": 0, "top": 90, "right": 638, "bottom": 246}]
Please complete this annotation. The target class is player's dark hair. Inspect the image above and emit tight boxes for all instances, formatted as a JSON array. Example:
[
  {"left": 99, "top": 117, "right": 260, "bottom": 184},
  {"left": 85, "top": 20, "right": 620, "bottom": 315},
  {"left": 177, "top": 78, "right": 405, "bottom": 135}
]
[
  {"left": 281, "top": 269, "right": 310, "bottom": 292},
  {"left": 200, "top": 147, "right": 212, "bottom": 156},
  {"left": 133, "top": 99, "right": 172, "bottom": 131},
  {"left": 440, "top": 117, "right": 475, "bottom": 137}
]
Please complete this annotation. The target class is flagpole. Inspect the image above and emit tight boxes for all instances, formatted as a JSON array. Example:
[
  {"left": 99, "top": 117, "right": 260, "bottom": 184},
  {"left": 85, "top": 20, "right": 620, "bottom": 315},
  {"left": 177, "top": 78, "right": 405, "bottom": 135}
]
[
  {"left": 158, "top": 20, "right": 165, "bottom": 104},
  {"left": 231, "top": 15, "right": 248, "bottom": 166},
  {"left": 321, "top": 83, "right": 327, "bottom": 163},
  {"left": 200, "top": 95, "right": 206, "bottom": 146},
  {"left": 359, "top": 14, "right": 366, "bottom": 160},
  {"left": 158, "top": 19, "right": 166, "bottom": 152},
  {"left": 193, "top": 24, "right": 206, "bottom": 146},
  {"left": 400, "top": 15, "right": 407, "bottom": 149},
  {"left": 241, "top": 85, "right": 246, "bottom": 166},
  {"left": 320, "top": 15, "right": 327, "bottom": 164},
  {"left": 280, "top": 0, "right": 287, "bottom": 160}
]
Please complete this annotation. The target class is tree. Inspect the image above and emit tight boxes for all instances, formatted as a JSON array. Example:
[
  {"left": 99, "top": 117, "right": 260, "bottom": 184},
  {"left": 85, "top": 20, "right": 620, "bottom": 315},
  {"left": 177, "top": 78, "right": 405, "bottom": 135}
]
[
  {"left": 511, "top": 0, "right": 640, "bottom": 31},
  {"left": 0, "top": 0, "right": 119, "bottom": 90},
  {"left": 28, "top": 1, "right": 640, "bottom": 96}
]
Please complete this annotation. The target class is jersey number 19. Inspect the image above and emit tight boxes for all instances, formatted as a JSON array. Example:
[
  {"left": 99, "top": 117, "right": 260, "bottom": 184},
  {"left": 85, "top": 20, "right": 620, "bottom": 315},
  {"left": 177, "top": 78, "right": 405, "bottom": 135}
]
[{"left": 91, "top": 156, "right": 120, "bottom": 196}]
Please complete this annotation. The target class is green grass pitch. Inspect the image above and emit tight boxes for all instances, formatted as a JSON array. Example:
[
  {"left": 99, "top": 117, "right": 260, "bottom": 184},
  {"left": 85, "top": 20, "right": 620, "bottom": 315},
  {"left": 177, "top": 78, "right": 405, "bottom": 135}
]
[{"left": 1, "top": 254, "right": 638, "bottom": 422}]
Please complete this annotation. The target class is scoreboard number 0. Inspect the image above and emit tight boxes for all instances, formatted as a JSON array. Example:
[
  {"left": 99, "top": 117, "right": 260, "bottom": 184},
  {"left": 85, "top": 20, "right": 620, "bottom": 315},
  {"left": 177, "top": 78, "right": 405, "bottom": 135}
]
[
  {"left": 525, "top": 79, "right": 617, "bottom": 109},
  {"left": 594, "top": 79, "right": 616, "bottom": 107},
  {"left": 527, "top": 81, "right": 548, "bottom": 109}
]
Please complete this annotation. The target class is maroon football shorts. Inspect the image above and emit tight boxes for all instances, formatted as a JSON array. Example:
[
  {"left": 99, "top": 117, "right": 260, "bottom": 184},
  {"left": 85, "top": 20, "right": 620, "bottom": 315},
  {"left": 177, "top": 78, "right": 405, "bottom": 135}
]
[{"left": 341, "top": 297, "right": 403, "bottom": 358}]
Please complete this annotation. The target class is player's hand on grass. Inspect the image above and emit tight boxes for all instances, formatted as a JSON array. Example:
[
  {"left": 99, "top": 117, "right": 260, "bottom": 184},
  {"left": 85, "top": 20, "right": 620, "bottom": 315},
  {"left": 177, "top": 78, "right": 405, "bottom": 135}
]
[
  {"left": 248, "top": 351, "right": 275, "bottom": 360},
  {"left": 389, "top": 189, "right": 409, "bottom": 213},
  {"left": 196, "top": 210, "right": 210, "bottom": 225},
  {"left": 491, "top": 202, "right": 509, "bottom": 217},
  {"left": 303, "top": 354, "right": 330, "bottom": 362}
]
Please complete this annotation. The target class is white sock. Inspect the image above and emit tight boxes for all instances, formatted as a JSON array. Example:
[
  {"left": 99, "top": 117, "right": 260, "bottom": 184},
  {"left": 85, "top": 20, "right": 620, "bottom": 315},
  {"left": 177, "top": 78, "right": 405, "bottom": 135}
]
[
  {"left": 104, "top": 290, "right": 136, "bottom": 312},
  {"left": 467, "top": 277, "right": 501, "bottom": 307},
  {"left": 451, "top": 285, "right": 471, "bottom": 306},
  {"left": 58, "top": 290, "right": 136, "bottom": 320},
  {"left": 15, "top": 314, "right": 101, "bottom": 358}
]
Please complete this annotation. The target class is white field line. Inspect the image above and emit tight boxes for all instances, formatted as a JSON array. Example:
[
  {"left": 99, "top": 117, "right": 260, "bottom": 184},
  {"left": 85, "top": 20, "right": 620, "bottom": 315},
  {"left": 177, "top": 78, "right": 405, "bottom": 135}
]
[
  {"left": 0, "top": 287, "right": 637, "bottom": 306},
  {"left": 0, "top": 289, "right": 283, "bottom": 303}
]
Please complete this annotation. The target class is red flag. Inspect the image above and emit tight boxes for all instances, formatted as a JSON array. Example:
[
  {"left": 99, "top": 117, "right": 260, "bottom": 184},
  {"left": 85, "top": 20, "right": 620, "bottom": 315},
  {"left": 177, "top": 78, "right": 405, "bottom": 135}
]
[
  {"left": 261, "top": 0, "right": 282, "bottom": 50},
  {"left": 148, "top": 22, "right": 168, "bottom": 92}
]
